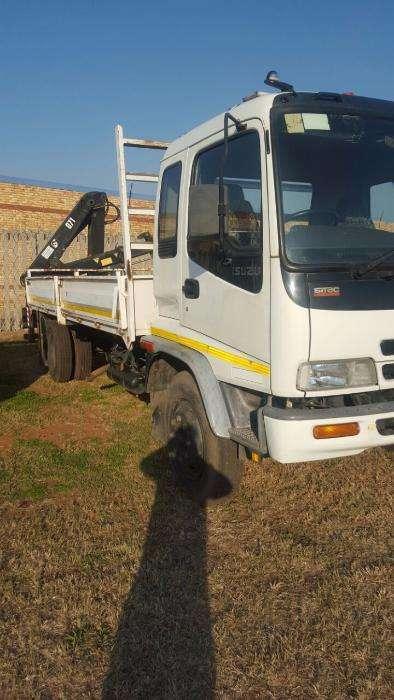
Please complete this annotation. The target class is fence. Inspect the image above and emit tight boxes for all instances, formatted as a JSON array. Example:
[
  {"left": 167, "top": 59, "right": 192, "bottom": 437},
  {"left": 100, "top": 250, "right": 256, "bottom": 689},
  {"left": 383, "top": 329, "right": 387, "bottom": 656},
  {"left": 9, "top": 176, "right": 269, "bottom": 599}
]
[{"left": 0, "top": 228, "right": 121, "bottom": 332}]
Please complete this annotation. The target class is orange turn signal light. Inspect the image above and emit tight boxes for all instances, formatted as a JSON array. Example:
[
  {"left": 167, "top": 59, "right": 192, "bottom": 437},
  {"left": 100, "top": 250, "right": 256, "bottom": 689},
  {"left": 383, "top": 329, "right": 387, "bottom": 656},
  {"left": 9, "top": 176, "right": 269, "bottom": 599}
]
[{"left": 313, "top": 422, "right": 360, "bottom": 439}]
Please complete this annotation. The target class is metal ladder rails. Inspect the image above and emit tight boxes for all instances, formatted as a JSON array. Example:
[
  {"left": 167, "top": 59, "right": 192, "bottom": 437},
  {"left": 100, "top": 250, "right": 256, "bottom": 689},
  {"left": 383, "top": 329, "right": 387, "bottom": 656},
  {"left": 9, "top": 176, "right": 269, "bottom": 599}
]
[{"left": 115, "top": 124, "right": 169, "bottom": 270}]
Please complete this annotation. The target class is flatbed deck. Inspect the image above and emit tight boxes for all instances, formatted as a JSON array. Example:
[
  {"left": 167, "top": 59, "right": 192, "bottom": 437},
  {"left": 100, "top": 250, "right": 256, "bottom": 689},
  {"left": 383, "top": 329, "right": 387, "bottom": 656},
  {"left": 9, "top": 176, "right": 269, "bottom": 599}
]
[{"left": 25, "top": 266, "right": 154, "bottom": 341}]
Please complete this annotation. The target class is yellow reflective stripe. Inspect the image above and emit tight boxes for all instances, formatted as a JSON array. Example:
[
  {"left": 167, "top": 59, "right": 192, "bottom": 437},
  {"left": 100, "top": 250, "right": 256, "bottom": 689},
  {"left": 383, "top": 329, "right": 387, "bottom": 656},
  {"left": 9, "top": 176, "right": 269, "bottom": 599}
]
[
  {"left": 151, "top": 326, "right": 270, "bottom": 376},
  {"left": 29, "top": 295, "right": 117, "bottom": 319},
  {"left": 29, "top": 294, "right": 55, "bottom": 307},
  {"left": 62, "top": 300, "right": 118, "bottom": 320}
]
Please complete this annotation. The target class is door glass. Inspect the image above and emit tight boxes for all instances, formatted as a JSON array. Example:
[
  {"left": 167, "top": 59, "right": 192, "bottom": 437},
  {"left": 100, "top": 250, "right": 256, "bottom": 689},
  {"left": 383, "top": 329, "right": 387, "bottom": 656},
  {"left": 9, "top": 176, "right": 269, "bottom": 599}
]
[
  {"left": 158, "top": 162, "right": 182, "bottom": 258},
  {"left": 188, "top": 131, "right": 263, "bottom": 292}
]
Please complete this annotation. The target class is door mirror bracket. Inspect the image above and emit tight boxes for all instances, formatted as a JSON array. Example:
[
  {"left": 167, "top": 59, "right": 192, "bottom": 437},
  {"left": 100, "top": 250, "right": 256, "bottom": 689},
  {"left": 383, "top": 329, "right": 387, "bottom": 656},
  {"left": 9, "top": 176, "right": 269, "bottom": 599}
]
[{"left": 218, "top": 112, "right": 247, "bottom": 252}]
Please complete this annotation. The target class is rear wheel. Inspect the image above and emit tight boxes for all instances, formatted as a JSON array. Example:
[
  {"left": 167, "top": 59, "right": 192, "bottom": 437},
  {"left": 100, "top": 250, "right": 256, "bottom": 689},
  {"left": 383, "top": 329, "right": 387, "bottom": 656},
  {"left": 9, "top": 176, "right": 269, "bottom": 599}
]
[
  {"left": 164, "top": 371, "right": 242, "bottom": 504},
  {"left": 46, "top": 320, "right": 73, "bottom": 383},
  {"left": 38, "top": 313, "right": 49, "bottom": 367},
  {"left": 72, "top": 330, "right": 92, "bottom": 380}
]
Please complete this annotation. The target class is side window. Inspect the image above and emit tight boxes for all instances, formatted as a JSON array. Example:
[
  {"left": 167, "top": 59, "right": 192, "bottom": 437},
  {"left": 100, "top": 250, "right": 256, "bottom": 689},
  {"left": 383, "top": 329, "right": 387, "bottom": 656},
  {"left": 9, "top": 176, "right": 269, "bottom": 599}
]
[
  {"left": 158, "top": 162, "right": 182, "bottom": 258},
  {"left": 188, "top": 131, "right": 263, "bottom": 293}
]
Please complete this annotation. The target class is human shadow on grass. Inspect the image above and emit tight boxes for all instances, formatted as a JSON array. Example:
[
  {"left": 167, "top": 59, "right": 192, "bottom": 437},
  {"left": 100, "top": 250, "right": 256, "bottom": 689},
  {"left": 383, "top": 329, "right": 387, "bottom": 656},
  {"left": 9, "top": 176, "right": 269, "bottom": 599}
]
[
  {"left": 0, "top": 338, "right": 45, "bottom": 401},
  {"left": 103, "top": 429, "right": 233, "bottom": 699}
]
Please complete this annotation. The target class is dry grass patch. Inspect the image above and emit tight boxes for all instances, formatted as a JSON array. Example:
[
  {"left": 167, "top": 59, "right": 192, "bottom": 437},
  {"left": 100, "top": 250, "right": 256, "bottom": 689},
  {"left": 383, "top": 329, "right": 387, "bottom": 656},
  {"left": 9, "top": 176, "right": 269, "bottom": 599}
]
[{"left": 0, "top": 334, "right": 392, "bottom": 698}]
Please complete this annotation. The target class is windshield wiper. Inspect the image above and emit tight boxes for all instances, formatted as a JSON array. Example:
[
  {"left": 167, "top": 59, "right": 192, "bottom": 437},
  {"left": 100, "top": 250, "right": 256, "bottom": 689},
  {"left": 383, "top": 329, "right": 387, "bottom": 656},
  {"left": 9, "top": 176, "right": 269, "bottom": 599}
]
[{"left": 352, "top": 248, "right": 394, "bottom": 278}]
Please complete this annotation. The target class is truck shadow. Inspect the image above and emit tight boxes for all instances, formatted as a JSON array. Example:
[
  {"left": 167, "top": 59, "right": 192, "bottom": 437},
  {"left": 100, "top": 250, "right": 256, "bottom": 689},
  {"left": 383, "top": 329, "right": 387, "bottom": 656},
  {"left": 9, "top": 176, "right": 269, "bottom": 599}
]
[
  {"left": 103, "top": 433, "right": 225, "bottom": 699},
  {"left": 0, "top": 338, "right": 45, "bottom": 401}
]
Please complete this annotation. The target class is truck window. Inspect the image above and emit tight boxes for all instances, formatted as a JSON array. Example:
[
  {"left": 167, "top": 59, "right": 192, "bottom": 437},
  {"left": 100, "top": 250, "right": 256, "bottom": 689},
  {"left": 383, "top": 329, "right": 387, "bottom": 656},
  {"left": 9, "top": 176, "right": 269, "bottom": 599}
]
[
  {"left": 274, "top": 111, "right": 394, "bottom": 268},
  {"left": 188, "top": 131, "right": 263, "bottom": 293},
  {"left": 158, "top": 162, "right": 182, "bottom": 258},
  {"left": 371, "top": 181, "right": 394, "bottom": 226}
]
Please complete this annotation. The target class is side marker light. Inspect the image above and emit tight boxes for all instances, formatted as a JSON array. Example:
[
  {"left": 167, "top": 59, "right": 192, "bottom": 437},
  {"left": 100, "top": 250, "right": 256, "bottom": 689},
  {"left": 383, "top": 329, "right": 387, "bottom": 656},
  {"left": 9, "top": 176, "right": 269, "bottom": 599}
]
[
  {"left": 140, "top": 339, "right": 155, "bottom": 353},
  {"left": 313, "top": 422, "right": 360, "bottom": 439}
]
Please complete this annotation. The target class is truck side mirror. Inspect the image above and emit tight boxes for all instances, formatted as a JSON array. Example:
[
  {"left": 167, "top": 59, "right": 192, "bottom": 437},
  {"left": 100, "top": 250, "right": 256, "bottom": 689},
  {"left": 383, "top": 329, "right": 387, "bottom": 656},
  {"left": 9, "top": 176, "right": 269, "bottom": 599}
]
[{"left": 189, "top": 184, "right": 228, "bottom": 240}]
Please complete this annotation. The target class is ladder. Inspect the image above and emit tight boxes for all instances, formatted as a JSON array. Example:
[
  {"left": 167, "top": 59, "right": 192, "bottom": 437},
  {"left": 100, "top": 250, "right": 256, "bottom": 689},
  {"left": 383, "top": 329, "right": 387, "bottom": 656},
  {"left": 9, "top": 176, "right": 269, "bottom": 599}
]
[{"left": 115, "top": 124, "right": 169, "bottom": 270}]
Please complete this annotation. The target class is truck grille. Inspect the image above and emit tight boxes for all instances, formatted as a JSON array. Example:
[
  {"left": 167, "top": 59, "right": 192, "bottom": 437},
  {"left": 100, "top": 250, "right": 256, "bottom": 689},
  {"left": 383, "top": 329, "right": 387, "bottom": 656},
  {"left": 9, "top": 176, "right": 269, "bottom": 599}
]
[
  {"left": 376, "top": 417, "right": 394, "bottom": 436},
  {"left": 381, "top": 340, "right": 394, "bottom": 356},
  {"left": 382, "top": 364, "right": 394, "bottom": 381}
]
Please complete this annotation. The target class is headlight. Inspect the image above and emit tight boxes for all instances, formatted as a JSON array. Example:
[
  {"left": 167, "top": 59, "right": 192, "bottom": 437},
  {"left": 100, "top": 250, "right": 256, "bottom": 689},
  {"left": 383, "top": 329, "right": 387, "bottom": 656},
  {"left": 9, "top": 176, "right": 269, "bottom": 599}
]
[{"left": 297, "top": 358, "right": 377, "bottom": 391}]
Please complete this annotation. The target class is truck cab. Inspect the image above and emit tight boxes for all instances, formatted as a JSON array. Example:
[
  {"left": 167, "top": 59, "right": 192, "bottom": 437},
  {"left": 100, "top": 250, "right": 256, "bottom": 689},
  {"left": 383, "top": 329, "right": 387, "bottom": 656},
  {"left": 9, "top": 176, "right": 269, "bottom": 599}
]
[{"left": 148, "top": 87, "right": 394, "bottom": 465}]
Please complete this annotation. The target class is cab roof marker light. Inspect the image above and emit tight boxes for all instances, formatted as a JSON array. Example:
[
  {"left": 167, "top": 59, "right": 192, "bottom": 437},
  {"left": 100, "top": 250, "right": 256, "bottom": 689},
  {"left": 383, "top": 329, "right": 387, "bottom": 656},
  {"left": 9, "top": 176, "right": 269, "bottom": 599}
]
[{"left": 264, "top": 70, "right": 295, "bottom": 94}]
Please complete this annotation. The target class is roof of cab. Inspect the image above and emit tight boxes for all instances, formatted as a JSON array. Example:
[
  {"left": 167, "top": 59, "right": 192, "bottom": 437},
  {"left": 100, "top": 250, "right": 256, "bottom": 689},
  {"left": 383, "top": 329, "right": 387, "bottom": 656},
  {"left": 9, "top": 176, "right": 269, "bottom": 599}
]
[
  {"left": 164, "top": 89, "right": 394, "bottom": 161},
  {"left": 163, "top": 90, "right": 276, "bottom": 160}
]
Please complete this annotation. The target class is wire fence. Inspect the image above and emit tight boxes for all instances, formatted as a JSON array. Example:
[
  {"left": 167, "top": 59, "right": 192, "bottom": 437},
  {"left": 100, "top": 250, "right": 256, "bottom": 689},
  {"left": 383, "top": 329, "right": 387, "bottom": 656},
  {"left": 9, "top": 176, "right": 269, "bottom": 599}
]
[{"left": 0, "top": 228, "right": 121, "bottom": 332}]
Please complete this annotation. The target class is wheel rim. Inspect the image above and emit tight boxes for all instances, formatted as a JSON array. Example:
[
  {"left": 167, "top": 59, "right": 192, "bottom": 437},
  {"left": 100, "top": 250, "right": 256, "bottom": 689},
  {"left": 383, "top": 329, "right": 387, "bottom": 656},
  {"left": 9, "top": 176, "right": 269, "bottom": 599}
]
[{"left": 168, "top": 398, "right": 205, "bottom": 482}]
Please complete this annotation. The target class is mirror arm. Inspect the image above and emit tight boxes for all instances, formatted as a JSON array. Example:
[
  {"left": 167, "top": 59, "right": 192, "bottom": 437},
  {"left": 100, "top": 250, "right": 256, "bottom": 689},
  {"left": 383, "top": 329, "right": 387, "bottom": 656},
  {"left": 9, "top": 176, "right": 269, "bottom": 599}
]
[{"left": 218, "top": 112, "right": 247, "bottom": 251}]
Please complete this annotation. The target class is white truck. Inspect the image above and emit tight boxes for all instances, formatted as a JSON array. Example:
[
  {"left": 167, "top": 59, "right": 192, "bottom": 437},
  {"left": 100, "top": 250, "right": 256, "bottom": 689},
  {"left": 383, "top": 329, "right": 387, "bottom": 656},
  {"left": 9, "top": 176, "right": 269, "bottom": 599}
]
[{"left": 23, "top": 72, "right": 394, "bottom": 502}]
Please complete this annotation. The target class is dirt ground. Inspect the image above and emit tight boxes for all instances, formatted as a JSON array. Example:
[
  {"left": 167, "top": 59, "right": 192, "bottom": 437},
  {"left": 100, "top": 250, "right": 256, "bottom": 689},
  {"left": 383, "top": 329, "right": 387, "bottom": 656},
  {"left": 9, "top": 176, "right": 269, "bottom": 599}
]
[{"left": 0, "top": 333, "right": 392, "bottom": 698}]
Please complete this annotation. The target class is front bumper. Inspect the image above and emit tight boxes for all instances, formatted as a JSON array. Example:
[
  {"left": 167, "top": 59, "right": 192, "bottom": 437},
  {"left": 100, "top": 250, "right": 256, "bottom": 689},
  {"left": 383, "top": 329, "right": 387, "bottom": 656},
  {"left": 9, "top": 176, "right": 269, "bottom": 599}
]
[{"left": 262, "top": 400, "right": 394, "bottom": 463}]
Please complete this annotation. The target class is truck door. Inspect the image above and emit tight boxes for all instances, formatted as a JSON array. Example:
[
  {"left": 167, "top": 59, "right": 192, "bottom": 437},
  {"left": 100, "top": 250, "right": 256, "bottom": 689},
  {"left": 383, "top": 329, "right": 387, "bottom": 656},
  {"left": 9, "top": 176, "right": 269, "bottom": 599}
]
[{"left": 181, "top": 120, "right": 270, "bottom": 374}]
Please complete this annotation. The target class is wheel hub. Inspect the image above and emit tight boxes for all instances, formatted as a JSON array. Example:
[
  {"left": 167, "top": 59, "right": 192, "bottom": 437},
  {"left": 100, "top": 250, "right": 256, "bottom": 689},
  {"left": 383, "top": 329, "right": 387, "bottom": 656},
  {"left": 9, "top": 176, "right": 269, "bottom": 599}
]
[{"left": 168, "top": 399, "right": 204, "bottom": 481}]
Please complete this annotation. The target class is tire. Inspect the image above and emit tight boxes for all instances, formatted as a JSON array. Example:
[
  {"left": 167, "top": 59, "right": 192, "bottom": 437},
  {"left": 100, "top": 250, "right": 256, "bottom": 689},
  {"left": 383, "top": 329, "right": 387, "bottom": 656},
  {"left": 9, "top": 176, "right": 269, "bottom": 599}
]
[
  {"left": 151, "top": 389, "right": 170, "bottom": 442},
  {"left": 164, "top": 371, "right": 243, "bottom": 504},
  {"left": 46, "top": 320, "right": 73, "bottom": 383},
  {"left": 38, "top": 313, "right": 49, "bottom": 367},
  {"left": 72, "top": 330, "right": 92, "bottom": 380},
  {"left": 149, "top": 358, "right": 177, "bottom": 441}
]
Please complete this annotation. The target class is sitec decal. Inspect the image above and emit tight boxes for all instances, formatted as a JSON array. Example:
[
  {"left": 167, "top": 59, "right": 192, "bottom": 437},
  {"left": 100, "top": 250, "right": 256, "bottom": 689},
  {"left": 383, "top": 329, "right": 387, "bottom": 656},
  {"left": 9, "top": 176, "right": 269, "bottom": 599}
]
[{"left": 313, "top": 286, "right": 341, "bottom": 298}]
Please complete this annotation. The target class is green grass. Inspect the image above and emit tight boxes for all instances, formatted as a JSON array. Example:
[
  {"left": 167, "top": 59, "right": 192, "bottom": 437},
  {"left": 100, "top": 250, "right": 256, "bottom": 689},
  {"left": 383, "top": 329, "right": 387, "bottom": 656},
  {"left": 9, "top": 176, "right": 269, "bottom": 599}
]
[
  {"left": 0, "top": 336, "right": 392, "bottom": 698},
  {"left": 0, "top": 390, "right": 47, "bottom": 413},
  {"left": 77, "top": 386, "right": 102, "bottom": 403},
  {"left": 0, "top": 436, "right": 136, "bottom": 502}
]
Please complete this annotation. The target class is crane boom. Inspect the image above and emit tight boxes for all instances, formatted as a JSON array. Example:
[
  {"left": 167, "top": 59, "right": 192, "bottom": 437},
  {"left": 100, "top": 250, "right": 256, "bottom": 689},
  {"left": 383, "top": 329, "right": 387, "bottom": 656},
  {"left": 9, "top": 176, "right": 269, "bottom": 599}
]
[{"left": 29, "top": 191, "right": 112, "bottom": 270}]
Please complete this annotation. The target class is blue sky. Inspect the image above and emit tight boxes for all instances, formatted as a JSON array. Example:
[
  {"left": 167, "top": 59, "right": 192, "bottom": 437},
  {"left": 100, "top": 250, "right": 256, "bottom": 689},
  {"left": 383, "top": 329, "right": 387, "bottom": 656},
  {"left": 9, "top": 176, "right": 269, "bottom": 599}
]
[{"left": 1, "top": 0, "right": 393, "bottom": 195}]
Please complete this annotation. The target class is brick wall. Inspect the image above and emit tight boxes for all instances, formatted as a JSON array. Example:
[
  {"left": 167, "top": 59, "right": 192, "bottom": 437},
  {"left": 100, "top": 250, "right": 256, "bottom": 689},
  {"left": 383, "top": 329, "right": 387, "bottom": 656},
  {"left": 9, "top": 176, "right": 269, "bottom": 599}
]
[
  {"left": 0, "top": 181, "right": 155, "bottom": 332},
  {"left": 0, "top": 181, "right": 154, "bottom": 237}
]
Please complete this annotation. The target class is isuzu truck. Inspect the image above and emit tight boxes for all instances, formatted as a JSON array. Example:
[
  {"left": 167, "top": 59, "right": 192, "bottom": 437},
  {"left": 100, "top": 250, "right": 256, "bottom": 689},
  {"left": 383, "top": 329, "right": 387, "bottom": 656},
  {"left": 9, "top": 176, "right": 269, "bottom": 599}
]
[{"left": 23, "top": 72, "right": 394, "bottom": 501}]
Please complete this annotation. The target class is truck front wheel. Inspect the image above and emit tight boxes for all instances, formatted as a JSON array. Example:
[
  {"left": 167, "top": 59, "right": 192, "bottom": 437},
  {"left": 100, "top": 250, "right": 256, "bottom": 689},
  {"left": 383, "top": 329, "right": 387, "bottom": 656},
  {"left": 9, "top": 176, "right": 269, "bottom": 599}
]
[{"left": 164, "top": 371, "right": 243, "bottom": 504}]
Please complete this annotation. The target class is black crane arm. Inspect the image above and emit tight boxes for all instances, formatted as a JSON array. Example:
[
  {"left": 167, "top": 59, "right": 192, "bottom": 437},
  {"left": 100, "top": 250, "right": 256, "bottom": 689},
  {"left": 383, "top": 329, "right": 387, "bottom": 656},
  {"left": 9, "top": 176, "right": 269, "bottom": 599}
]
[{"left": 29, "top": 191, "right": 117, "bottom": 269}]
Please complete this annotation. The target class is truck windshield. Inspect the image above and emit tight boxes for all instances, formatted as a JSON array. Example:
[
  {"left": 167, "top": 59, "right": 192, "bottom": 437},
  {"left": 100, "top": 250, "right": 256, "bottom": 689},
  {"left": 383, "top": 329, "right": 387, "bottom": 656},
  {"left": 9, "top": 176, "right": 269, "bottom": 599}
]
[{"left": 274, "top": 109, "right": 394, "bottom": 270}]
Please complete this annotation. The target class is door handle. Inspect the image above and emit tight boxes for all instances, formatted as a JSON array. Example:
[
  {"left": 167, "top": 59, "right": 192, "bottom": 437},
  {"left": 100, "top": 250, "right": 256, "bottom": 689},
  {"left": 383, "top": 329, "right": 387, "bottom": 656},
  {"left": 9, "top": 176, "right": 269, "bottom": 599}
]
[{"left": 182, "top": 278, "right": 200, "bottom": 299}]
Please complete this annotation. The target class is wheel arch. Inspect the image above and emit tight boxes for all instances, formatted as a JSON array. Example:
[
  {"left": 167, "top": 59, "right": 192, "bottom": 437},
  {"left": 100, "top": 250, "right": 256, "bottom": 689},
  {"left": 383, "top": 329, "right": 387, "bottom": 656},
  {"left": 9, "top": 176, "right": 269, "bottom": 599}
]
[{"left": 143, "top": 336, "right": 232, "bottom": 438}]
